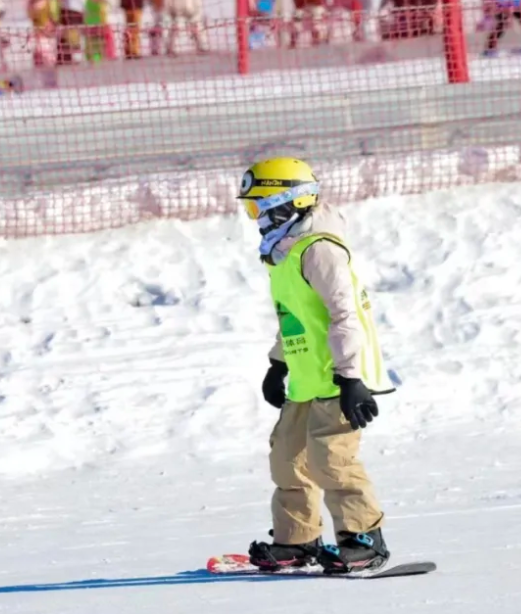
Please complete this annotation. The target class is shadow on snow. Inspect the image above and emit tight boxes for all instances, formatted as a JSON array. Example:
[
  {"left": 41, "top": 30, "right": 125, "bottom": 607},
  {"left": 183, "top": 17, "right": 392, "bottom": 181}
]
[{"left": 0, "top": 569, "right": 310, "bottom": 593}]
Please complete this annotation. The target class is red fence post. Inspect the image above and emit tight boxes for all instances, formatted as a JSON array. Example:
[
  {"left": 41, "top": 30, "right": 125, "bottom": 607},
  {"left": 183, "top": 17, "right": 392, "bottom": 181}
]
[
  {"left": 236, "top": 0, "right": 250, "bottom": 75},
  {"left": 442, "top": 0, "right": 470, "bottom": 83}
]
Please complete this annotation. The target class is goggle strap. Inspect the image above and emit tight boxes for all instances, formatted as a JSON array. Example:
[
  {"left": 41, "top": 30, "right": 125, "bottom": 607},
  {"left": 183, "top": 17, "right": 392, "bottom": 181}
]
[{"left": 256, "top": 182, "right": 319, "bottom": 214}]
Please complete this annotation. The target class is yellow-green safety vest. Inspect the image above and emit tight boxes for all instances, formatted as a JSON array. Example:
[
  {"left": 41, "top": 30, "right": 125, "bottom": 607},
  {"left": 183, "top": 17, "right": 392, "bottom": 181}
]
[{"left": 267, "top": 233, "right": 395, "bottom": 402}]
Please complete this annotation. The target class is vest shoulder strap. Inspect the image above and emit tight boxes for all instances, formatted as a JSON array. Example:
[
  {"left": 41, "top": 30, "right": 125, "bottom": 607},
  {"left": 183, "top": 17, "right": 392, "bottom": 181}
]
[{"left": 294, "top": 233, "right": 351, "bottom": 285}]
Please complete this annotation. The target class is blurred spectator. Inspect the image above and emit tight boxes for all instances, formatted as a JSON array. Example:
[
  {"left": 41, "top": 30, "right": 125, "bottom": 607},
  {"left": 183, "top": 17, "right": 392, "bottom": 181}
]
[
  {"left": 248, "top": 0, "right": 276, "bottom": 49},
  {"left": 121, "top": 0, "right": 144, "bottom": 59},
  {"left": 165, "top": 0, "right": 209, "bottom": 54},
  {"left": 477, "top": 0, "right": 497, "bottom": 31},
  {"left": 380, "top": 0, "right": 440, "bottom": 39},
  {"left": 27, "top": 0, "right": 59, "bottom": 66},
  {"left": 85, "top": 0, "right": 116, "bottom": 62},
  {"left": 149, "top": 0, "right": 164, "bottom": 55},
  {"left": 57, "top": 0, "right": 84, "bottom": 65},
  {"left": 149, "top": 0, "right": 209, "bottom": 56},
  {"left": 483, "top": 0, "right": 521, "bottom": 55},
  {"left": 289, "top": 0, "right": 327, "bottom": 47},
  {"left": 0, "top": 0, "right": 8, "bottom": 75}
]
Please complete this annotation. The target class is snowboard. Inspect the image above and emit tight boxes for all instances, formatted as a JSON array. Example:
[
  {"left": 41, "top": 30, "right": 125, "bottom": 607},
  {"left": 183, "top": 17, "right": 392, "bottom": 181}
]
[{"left": 207, "top": 554, "right": 436, "bottom": 579}]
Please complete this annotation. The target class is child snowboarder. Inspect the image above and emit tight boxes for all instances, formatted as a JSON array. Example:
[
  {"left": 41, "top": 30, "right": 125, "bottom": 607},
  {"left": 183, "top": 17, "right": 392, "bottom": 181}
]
[{"left": 237, "top": 157, "right": 395, "bottom": 573}]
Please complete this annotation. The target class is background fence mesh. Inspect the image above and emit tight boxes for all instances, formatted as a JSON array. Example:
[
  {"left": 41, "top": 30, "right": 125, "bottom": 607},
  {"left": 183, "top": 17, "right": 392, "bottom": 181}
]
[{"left": 1, "top": 0, "right": 521, "bottom": 237}]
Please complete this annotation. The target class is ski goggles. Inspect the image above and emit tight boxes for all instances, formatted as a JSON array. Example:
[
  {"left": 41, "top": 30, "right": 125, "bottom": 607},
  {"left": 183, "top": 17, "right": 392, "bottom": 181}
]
[{"left": 240, "top": 182, "right": 320, "bottom": 220}]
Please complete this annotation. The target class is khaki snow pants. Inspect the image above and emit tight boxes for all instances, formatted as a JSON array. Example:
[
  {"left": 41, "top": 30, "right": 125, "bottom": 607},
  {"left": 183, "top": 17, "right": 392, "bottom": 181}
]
[{"left": 269, "top": 398, "right": 384, "bottom": 544}]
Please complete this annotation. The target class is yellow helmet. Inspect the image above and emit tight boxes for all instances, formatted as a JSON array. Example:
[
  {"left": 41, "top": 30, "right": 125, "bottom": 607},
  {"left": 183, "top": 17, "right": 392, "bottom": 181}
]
[{"left": 238, "top": 157, "right": 319, "bottom": 222}]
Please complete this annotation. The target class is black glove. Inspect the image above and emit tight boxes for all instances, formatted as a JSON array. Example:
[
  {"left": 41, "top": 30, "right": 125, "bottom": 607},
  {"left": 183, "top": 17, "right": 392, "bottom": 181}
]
[
  {"left": 262, "top": 359, "right": 288, "bottom": 409},
  {"left": 333, "top": 374, "right": 378, "bottom": 431}
]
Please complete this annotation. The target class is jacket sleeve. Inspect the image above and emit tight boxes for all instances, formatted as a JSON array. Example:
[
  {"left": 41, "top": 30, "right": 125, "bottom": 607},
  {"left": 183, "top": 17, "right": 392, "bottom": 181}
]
[
  {"left": 268, "top": 329, "right": 285, "bottom": 364},
  {"left": 302, "top": 240, "right": 363, "bottom": 379}
]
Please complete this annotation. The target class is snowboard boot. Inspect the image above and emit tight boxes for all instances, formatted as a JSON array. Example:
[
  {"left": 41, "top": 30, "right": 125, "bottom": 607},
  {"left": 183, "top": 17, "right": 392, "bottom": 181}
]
[
  {"left": 317, "top": 528, "right": 390, "bottom": 574},
  {"left": 249, "top": 531, "right": 323, "bottom": 571}
]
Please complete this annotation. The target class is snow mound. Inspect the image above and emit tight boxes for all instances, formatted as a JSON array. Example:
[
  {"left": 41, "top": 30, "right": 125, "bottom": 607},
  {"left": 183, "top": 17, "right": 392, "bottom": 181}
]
[{"left": 1, "top": 182, "right": 521, "bottom": 476}]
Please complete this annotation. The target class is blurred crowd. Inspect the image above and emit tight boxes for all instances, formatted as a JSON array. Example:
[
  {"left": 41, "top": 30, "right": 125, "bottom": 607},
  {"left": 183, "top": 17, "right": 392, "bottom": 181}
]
[
  {"left": 0, "top": 0, "right": 209, "bottom": 67},
  {"left": 0, "top": 0, "right": 514, "bottom": 73}
]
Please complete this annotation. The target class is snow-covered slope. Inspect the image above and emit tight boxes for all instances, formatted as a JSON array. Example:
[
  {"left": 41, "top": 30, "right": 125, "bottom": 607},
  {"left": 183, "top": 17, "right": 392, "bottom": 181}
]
[{"left": 1, "top": 183, "right": 521, "bottom": 613}]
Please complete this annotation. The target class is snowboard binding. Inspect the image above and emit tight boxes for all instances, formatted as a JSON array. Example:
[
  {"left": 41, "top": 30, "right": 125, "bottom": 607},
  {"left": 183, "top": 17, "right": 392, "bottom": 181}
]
[
  {"left": 317, "top": 532, "right": 390, "bottom": 575},
  {"left": 249, "top": 538, "right": 321, "bottom": 571}
]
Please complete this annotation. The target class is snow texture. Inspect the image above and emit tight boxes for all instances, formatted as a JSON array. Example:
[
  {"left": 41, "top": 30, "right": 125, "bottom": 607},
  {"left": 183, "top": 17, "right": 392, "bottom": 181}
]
[{"left": 0, "top": 181, "right": 521, "bottom": 613}]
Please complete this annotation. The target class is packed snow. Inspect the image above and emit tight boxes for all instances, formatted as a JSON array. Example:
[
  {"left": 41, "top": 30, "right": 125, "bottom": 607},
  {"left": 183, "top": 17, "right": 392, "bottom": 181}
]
[
  {"left": 2, "top": 55, "right": 521, "bottom": 120},
  {"left": 0, "top": 180, "right": 521, "bottom": 613}
]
